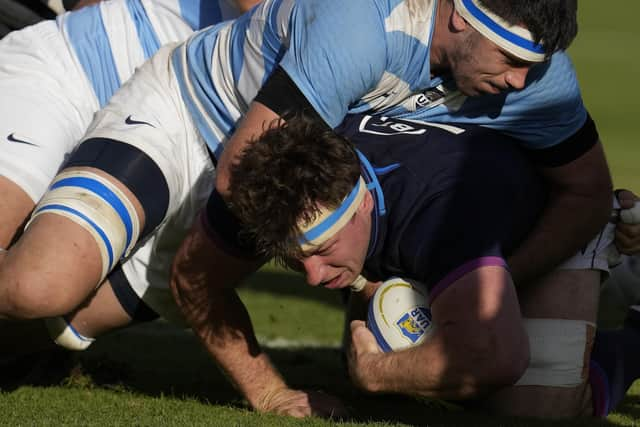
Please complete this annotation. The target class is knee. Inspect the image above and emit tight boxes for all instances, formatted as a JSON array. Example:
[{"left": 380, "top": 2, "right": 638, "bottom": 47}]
[{"left": 0, "top": 271, "right": 78, "bottom": 319}]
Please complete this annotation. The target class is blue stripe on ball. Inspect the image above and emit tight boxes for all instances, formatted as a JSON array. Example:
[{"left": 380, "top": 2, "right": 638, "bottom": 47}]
[{"left": 367, "top": 299, "right": 393, "bottom": 353}]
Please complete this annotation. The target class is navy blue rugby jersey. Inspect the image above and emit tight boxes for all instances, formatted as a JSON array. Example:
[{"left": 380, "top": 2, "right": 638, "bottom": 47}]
[{"left": 335, "top": 114, "right": 547, "bottom": 303}]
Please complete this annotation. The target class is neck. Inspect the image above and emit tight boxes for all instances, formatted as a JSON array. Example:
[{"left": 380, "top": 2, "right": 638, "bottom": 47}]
[{"left": 429, "top": 0, "right": 453, "bottom": 76}]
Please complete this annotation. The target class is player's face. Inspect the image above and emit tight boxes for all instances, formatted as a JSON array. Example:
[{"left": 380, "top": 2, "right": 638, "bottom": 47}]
[
  {"left": 449, "top": 29, "right": 535, "bottom": 96},
  {"left": 295, "top": 198, "right": 373, "bottom": 290}
]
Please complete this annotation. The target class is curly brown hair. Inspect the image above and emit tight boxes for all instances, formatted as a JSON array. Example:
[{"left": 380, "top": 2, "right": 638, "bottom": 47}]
[{"left": 228, "top": 115, "right": 361, "bottom": 263}]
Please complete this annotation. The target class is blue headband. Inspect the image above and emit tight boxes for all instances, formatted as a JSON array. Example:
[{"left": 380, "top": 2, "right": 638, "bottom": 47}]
[
  {"left": 454, "top": 0, "right": 546, "bottom": 62},
  {"left": 298, "top": 176, "right": 367, "bottom": 250}
]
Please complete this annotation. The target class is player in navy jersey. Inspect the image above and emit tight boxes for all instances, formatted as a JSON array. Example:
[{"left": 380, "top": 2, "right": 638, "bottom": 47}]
[
  {"left": 224, "top": 114, "right": 637, "bottom": 418},
  {"left": 0, "top": 0, "right": 258, "bottom": 356},
  {"left": 0, "top": 0, "right": 625, "bottom": 417}
]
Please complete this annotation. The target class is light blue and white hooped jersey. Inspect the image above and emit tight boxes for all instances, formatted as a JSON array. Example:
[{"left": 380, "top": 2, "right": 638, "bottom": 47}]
[
  {"left": 171, "top": 0, "right": 439, "bottom": 158},
  {"left": 172, "top": 0, "right": 588, "bottom": 156},
  {"left": 384, "top": 51, "right": 589, "bottom": 150},
  {"left": 57, "top": 0, "right": 242, "bottom": 108}
]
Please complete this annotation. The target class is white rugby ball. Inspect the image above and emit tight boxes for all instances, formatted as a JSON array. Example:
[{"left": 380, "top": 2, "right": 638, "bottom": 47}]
[{"left": 367, "top": 277, "right": 433, "bottom": 352}]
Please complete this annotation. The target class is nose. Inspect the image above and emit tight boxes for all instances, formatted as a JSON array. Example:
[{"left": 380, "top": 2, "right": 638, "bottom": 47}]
[
  {"left": 302, "top": 256, "right": 326, "bottom": 286},
  {"left": 505, "top": 66, "right": 529, "bottom": 90}
]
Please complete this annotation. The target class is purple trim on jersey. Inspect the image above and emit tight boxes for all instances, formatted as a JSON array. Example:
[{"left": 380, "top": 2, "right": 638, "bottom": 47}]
[
  {"left": 589, "top": 360, "right": 610, "bottom": 418},
  {"left": 429, "top": 256, "right": 508, "bottom": 304}
]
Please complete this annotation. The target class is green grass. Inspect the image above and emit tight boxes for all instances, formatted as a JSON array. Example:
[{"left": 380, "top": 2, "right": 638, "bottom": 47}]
[
  {"left": 1, "top": 264, "right": 639, "bottom": 426},
  {"left": 569, "top": 2, "right": 640, "bottom": 189},
  {"left": 2, "top": 2, "right": 640, "bottom": 425}
]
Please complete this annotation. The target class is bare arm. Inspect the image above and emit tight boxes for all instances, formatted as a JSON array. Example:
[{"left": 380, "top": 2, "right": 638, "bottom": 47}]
[
  {"left": 348, "top": 266, "right": 528, "bottom": 400},
  {"left": 170, "top": 217, "right": 346, "bottom": 417},
  {"left": 508, "top": 141, "right": 612, "bottom": 285}
]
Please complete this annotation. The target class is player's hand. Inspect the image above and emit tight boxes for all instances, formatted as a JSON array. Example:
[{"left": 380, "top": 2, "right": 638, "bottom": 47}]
[
  {"left": 615, "top": 189, "right": 640, "bottom": 255},
  {"left": 347, "top": 320, "right": 383, "bottom": 392},
  {"left": 257, "top": 387, "right": 349, "bottom": 419}
]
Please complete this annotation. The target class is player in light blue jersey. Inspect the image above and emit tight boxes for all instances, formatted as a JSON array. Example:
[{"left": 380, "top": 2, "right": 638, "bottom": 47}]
[
  {"left": 0, "top": 0, "right": 621, "bottom": 417},
  {"left": 0, "top": 0, "right": 257, "bottom": 363}
]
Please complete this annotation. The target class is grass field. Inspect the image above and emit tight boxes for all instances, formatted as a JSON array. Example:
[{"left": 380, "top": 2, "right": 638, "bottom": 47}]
[{"left": 2, "top": 2, "right": 640, "bottom": 426}]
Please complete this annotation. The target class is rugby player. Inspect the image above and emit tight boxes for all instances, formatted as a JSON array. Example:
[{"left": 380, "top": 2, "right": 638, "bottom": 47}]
[
  {"left": 224, "top": 114, "right": 640, "bottom": 419},
  {"left": 0, "top": 0, "right": 256, "bottom": 351},
  {"left": 0, "top": 0, "right": 620, "bottom": 417}
]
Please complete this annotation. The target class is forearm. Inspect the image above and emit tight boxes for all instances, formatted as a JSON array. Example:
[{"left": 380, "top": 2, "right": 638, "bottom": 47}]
[
  {"left": 509, "top": 141, "right": 612, "bottom": 285},
  {"left": 351, "top": 267, "right": 528, "bottom": 400},
  {"left": 170, "top": 220, "right": 280, "bottom": 409},
  {"left": 189, "top": 287, "right": 289, "bottom": 409},
  {"left": 358, "top": 329, "right": 509, "bottom": 399}
]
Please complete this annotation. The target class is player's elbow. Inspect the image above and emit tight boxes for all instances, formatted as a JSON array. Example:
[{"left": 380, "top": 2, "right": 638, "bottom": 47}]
[
  {"left": 453, "top": 322, "right": 529, "bottom": 395},
  {"left": 488, "top": 332, "right": 529, "bottom": 388}
]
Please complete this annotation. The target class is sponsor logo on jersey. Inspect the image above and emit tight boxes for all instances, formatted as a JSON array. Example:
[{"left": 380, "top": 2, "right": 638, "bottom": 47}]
[
  {"left": 6, "top": 133, "right": 38, "bottom": 147},
  {"left": 396, "top": 306, "right": 432, "bottom": 343},
  {"left": 402, "top": 79, "right": 465, "bottom": 112},
  {"left": 125, "top": 115, "right": 155, "bottom": 128},
  {"left": 359, "top": 116, "right": 426, "bottom": 136}
]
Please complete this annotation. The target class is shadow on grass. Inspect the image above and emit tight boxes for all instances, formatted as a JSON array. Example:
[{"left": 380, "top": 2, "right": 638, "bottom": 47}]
[
  {"left": 46, "top": 322, "right": 622, "bottom": 427},
  {"left": 239, "top": 266, "right": 346, "bottom": 309}
]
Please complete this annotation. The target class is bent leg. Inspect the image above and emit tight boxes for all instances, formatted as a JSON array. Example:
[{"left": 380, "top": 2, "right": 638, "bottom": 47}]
[
  {"left": 1, "top": 269, "right": 157, "bottom": 357},
  {"left": 0, "top": 166, "right": 145, "bottom": 320},
  {"left": 480, "top": 269, "right": 600, "bottom": 418},
  {"left": 0, "top": 177, "right": 35, "bottom": 248}
]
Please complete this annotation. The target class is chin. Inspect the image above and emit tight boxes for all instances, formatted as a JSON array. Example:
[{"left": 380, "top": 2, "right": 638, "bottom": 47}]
[
  {"left": 454, "top": 81, "right": 480, "bottom": 97},
  {"left": 458, "top": 86, "right": 480, "bottom": 97}
]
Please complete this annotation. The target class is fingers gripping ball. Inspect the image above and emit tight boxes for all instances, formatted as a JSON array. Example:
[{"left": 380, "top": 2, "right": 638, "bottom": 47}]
[
  {"left": 620, "top": 201, "right": 640, "bottom": 225},
  {"left": 366, "top": 277, "right": 433, "bottom": 352}
]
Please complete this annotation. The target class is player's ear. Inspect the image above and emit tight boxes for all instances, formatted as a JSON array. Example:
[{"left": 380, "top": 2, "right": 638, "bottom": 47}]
[
  {"left": 359, "top": 191, "right": 374, "bottom": 216},
  {"left": 450, "top": 6, "right": 468, "bottom": 32}
]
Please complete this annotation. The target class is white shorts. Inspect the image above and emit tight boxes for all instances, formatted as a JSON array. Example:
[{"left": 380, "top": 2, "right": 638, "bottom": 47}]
[
  {"left": 557, "top": 207, "right": 617, "bottom": 275},
  {"left": 84, "top": 44, "right": 218, "bottom": 325},
  {"left": 0, "top": 20, "right": 97, "bottom": 202}
]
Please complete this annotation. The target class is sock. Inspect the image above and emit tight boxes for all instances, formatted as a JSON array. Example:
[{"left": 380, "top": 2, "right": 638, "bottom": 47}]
[{"left": 590, "top": 308, "right": 640, "bottom": 416}]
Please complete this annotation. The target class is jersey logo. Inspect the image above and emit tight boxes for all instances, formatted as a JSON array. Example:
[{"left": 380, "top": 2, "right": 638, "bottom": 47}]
[
  {"left": 7, "top": 133, "right": 38, "bottom": 147},
  {"left": 359, "top": 116, "right": 427, "bottom": 136},
  {"left": 125, "top": 115, "right": 155, "bottom": 128},
  {"left": 358, "top": 116, "right": 465, "bottom": 136}
]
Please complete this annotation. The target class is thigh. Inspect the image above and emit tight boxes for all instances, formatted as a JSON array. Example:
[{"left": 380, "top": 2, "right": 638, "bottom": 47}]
[
  {"left": 481, "top": 269, "right": 600, "bottom": 418},
  {"left": 120, "top": 178, "right": 215, "bottom": 326},
  {"left": 0, "top": 176, "right": 34, "bottom": 247},
  {"left": 0, "top": 44, "right": 209, "bottom": 318},
  {"left": 0, "top": 166, "right": 146, "bottom": 318}
]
